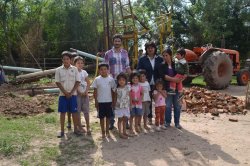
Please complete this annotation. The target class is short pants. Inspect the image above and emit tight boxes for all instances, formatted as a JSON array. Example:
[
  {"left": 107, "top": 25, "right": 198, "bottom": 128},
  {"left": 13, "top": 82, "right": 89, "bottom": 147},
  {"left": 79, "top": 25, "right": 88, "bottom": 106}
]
[
  {"left": 98, "top": 102, "right": 113, "bottom": 119},
  {"left": 58, "top": 95, "right": 77, "bottom": 113},
  {"left": 115, "top": 108, "right": 130, "bottom": 118},
  {"left": 77, "top": 95, "right": 89, "bottom": 115},
  {"left": 142, "top": 101, "right": 151, "bottom": 116},
  {"left": 130, "top": 107, "right": 143, "bottom": 116}
]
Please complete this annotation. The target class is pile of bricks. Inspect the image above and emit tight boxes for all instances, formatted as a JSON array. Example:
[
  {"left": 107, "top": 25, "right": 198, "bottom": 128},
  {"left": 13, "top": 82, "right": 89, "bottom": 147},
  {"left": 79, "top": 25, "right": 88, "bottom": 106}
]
[{"left": 183, "top": 87, "right": 246, "bottom": 115}]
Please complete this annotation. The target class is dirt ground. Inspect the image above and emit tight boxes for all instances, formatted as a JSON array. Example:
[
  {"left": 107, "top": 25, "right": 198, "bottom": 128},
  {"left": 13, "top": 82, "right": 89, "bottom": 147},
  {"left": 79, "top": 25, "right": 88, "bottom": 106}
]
[
  {"left": 0, "top": 84, "right": 56, "bottom": 117},
  {"left": 1, "top": 84, "right": 249, "bottom": 166},
  {"left": 85, "top": 85, "right": 250, "bottom": 166}
]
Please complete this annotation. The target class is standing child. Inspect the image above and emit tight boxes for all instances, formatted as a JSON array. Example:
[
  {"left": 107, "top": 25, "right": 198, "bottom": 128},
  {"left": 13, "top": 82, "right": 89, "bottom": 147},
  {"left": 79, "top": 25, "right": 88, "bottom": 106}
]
[
  {"left": 74, "top": 56, "right": 91, "bottom": 135},
  {"left": 153, "top": 79, "right": 167, "bottom": 131},
  {"left": 169, "top": 48, "right": 188, "bottom": 99},
  {"left": 92, "top": 63, "right": 116, "bottom": 138},
  {"left": 114, "top": 73, "right": 130, "bottom": 139},
  {"left": 139, "top": 70, "right": 151, "bottom": 130},
  {"left": 67, "top": 52, "right": 78, "bottom": 129},
  {"left": 55, "top": 51, "right": 80, "bottom": 138},
  {"left": 129, "top": 72, "right": 143, "bottom": 134}
]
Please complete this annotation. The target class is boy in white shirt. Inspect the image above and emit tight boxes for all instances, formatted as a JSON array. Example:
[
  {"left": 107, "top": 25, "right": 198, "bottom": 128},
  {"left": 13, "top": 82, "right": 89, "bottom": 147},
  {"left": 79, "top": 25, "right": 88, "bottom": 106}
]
[
  {"left": 55, "top": 51, "right": 80, "bottom": 138},
  {"left": 92, "top": 63, "right": 116, "bottom": 138}
]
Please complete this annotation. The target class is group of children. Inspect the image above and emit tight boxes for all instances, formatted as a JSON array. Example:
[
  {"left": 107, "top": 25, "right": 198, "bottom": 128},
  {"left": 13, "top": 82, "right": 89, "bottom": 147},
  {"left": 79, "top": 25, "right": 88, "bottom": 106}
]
[
  {"left": 55, "top": 48, "right": 188, "bottom": 139},
  {"left": 92, "top": 63, "right": 168, "bottom": 139}
]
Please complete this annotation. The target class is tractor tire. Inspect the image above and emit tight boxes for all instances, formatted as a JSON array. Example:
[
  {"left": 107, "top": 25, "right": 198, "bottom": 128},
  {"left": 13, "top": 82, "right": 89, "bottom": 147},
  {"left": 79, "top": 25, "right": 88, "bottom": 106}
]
[
  {"left": 203, "top": 51, "right": 233, "bottom": 90},
  {"left": 236, "top": 69, "right": 250, "bottom": 86}
]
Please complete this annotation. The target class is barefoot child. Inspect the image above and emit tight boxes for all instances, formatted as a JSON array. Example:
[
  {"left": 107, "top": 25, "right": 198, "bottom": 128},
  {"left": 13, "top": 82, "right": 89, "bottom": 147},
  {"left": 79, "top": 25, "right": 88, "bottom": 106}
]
[
  {"left": 55, "top": 51, "right": 80, "bottom": 138},
  {"left": 114, "top": 73, "right": 130, "bottom": 139},
  {"left": 153, "top": 79, "right": 167, "bottom": 131},
  {"left": 92, "top": 63, "right": 116, "bottom": 138},
  {"left": 129, "top": 72, "right": 143, "bottom": 134},
  {"left": 139, "top": 70, "right": 151, "bottom": 130},
  {"left": 74, "top": 56, "right": 91, "bottom": 135}
]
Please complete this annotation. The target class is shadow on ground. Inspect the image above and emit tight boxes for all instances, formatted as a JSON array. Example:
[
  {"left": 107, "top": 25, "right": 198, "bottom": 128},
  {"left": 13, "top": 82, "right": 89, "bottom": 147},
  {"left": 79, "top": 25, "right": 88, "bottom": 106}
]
[
  {"left": 101, "top": 127, "right": 239, "bottom": 166},
  {"left": 56, "top": 132, "right": 97, "bottom": 166}
]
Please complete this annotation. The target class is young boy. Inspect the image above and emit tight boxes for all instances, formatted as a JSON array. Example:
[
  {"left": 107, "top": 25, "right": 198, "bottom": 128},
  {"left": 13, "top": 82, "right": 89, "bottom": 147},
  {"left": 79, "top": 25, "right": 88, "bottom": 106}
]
[
  {"left": 138, "top": 70, "right": 151, "bottom": 130},
  {"left": 67, "top": 52, "right": 78, "bottom": 129},
  {"left": 74, "top": 56, "right": 91, "bottom": 135},
  {"left": 169, "top": 48, "right": 189, "bottom": 98},
  {"left": 55, "top": 51, "right": 80, "bottom": 138},
  {"left": 92, "top": 63, "right": 116, "bottom": 138}
]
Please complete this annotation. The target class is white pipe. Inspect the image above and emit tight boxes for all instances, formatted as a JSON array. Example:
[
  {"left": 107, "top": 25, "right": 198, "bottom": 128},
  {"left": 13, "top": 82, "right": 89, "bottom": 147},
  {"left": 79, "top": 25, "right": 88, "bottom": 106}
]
[
  {"left": 16, "top": 68, "right": 56, "bottom": 80},
  {"left": 70, "top": 48, "right": 104, "bottom": 62},
  {"left": 0, "top": 65, "right": 42, "bottom": 72}
]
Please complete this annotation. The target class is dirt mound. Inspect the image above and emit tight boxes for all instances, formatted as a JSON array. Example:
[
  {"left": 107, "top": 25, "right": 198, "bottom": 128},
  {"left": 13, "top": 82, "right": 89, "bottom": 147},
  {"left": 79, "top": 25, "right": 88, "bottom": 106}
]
[
  {"left": 0, "top": 91, "right": 56, "bottom": 117},
  {"left": 183, "top": 86, "right": 246, "bottom": 115}
]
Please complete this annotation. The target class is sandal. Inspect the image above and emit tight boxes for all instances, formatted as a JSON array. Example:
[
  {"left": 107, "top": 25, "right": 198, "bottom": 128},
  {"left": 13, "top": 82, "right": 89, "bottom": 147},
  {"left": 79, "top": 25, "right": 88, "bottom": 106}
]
[{"left": 57, "top": 132, "right": 64, "bottom": 138}]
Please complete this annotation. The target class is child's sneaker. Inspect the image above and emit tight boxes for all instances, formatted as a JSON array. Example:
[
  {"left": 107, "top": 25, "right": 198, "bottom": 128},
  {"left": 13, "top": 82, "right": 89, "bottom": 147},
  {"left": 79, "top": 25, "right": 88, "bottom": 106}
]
[
  {"left": 165, "top": 123, "right": 171, "bottom": 128},
  {"left": 155, "top": 126, "right": 161, "bottom": 132},
  {"left": 175, "top": 124, "right": 182, "bottom": 129},
  {"left": 161, "top": 125, "right": 167, "bottom": 130}
]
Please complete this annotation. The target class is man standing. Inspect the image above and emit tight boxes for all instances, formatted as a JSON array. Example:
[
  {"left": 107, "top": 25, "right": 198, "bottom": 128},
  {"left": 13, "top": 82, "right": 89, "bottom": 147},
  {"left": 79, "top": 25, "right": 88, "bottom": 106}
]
[
  {"left": 137, "top": 41, "right": 163, "bottom": 125},
  {"left": 104, "top": 34, "right": 131, "bottom": 129}
]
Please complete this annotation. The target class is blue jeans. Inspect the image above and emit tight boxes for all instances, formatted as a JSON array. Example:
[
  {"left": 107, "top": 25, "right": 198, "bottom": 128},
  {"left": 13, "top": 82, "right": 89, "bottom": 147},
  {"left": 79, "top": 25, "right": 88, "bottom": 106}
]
[{"left": 165, "top": 92, "right": 181, "bottom": 125}]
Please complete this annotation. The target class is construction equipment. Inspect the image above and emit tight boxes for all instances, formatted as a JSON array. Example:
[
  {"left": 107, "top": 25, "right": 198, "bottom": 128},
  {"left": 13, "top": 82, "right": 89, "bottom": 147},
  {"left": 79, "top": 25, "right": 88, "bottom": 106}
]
[
  {"left": 102, "top": 0, "right": 149, "bottom": 69},
  {"left": 236, "top": 59, "right": 250, "bottom": 86},
  {"left": 184, "top": 44, "right": 247, "bottom": 89}
]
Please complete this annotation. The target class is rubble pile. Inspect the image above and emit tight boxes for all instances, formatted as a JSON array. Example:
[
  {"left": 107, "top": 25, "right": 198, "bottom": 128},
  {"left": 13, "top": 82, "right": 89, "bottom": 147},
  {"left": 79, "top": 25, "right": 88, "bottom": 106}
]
[
  {"left": 0, "top": 91, "right": 56, "bottom": 117},
  {"left": 183, "top": 87, "right": 246, "bottom": 115}
]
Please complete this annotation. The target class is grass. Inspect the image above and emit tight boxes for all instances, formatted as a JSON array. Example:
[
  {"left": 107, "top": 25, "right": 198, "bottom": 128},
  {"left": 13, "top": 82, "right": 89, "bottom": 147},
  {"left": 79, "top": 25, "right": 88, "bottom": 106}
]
[
  {"left": 187, "top": 76, "right": 237, "bottom": 87},
  {"left": 0, "top": 96, "right": 98, "bottom": 165},
  {"left": 0, "top": 110, "right": 59, "bottom": 159}
]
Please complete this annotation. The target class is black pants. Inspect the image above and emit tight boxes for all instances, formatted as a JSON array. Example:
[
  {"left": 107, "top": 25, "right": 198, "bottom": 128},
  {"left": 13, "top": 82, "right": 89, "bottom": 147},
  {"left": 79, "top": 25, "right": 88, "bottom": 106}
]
[{"left": 148, "top": 85, "right": 155, "bottom": 119}]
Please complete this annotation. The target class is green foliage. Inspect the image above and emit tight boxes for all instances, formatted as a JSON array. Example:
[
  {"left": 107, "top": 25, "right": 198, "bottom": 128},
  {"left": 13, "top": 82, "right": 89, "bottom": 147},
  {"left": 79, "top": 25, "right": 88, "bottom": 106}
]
[{"left": 0, "top": 0, "right": 249, "bottom": 65}]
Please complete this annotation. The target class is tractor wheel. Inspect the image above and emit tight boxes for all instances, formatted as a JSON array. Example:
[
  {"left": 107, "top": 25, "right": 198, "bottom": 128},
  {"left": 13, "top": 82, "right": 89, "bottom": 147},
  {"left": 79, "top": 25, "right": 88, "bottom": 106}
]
[
  {"left": 203, "top": 51, "right": 233, "bottom": 90},
  {"left": 236, "top": 69, "right": 250, "bottom": 86},
  {"left": 183, "top": 77, "right": 193, "bottom": 86}
]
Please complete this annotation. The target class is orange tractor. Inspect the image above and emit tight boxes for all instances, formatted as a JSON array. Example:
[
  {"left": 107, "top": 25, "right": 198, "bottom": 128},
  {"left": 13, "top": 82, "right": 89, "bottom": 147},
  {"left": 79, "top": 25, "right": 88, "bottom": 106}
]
[{"left": 184, "top": 44, "right": 250, "bottom": 89}]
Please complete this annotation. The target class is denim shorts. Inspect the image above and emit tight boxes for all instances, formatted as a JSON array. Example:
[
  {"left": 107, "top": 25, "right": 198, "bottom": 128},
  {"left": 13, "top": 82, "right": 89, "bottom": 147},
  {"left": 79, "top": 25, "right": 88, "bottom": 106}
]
[{"left": 130, "top": 107, "right": 143, "bottom": 116}]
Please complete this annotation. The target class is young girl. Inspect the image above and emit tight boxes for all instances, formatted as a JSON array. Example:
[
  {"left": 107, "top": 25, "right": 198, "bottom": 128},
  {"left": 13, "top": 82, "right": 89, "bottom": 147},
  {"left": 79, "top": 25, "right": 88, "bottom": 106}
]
[
  {"left": 74, "top": 56, "right": 91, "bottom": 135},
  {"left": 130, "top": 72, "right": 143, "bottom": 134},
  {"left": 153, "top": 79, "right": 167, "bottom": 131},
  {"left": 139, "top": 70, "right": 151, "bottom": 130},
  {"left": 114, "top": 73, "right": 130, "bottom": 139}
]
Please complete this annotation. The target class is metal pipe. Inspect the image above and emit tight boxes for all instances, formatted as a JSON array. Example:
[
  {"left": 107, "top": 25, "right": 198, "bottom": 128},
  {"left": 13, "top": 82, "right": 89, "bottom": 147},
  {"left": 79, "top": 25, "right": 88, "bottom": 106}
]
[
  {"left": 105, "top": 0, "right": 110, "bottom": 49},
  {"left": 16, "top": 68, "right": 56, "bottom": 80},
  {"left": 0, "top": 65, "right": 42, "bottom": 72},
  {"left": 70, "top": 48, "right": 104, "bottom": 61},
  {"left": 44, "top": 88, "right": 59, "bottom": 93}
]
